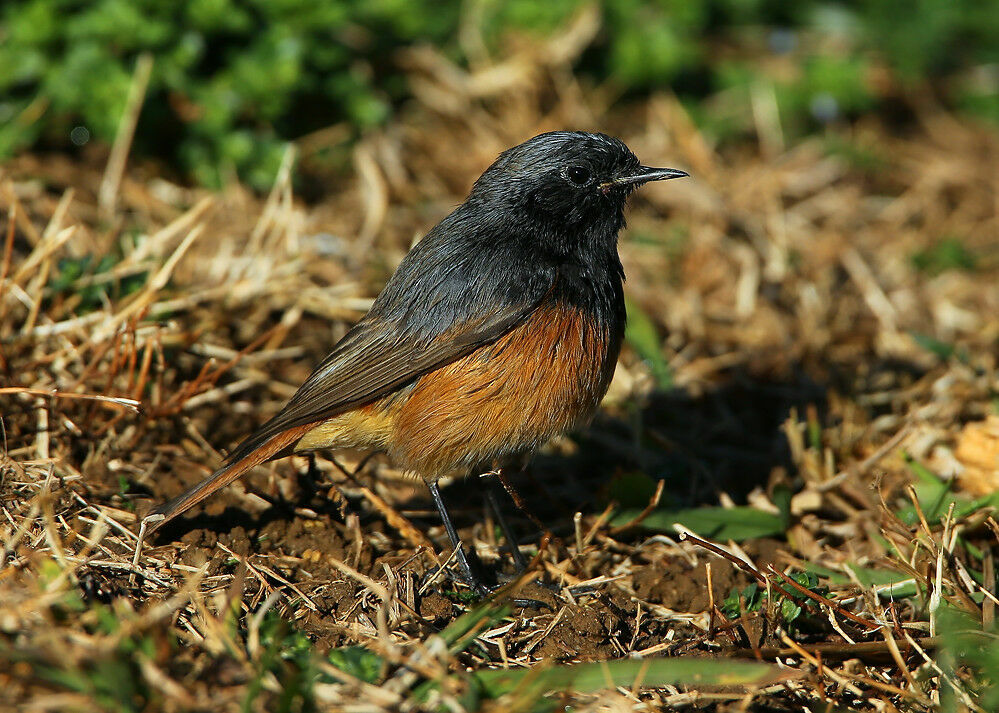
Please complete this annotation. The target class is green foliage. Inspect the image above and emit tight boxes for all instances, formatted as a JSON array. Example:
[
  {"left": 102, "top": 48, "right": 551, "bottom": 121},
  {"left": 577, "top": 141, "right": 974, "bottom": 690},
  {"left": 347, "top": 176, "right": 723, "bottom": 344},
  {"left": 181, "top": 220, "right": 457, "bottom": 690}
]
[
  {"left": 896, "top": 452, "right": 999, "bottom": 527},
  {"left": 46, "top": 253, "right": 148, "bottom": 315},
  {"left": 771, "top": 483, "right": 793, "bottom": 530},
  {"left": 857, "top": 0, "right": 999, "bottom": 79},
  {"left": 803, "top": 562, "right": 920, "bottom": 599},
  {"left": 910, "top": 332, "right": 958, "bottom": 361},
  {"left": 18, "top": 598, "right": 162, "bottom": 713},
  {"left": 405, "top": 597, "right": 790, "bottom": 708},
  {"left": 327, "top": 645, "right": 383, "bottom": 684},
  {"left": 611, "top": 504, "right": 787, "bottom": 541},
  {"left": 2, "top": 0, "right": 998, "bottom": 186},
  {"left": 720, "top": 572, "right": 823, "bottom": 630},
  {"left": 0, "top": 0, "right": 456, "bottom": 187},
  {"left": 3, "top": 559, "right": 797, "bottom": 711},
  {"left": 911, "top": 237, "right": 978, "bottom": 275},
  {"left": 608, "top": 471, "right": 660, "bottom": 509},
  {"left": 245, "top": 609, "right": 328, "bottom": 711},
  {"left": 469, "top": 655, "right": 789, "bottom": 703},
  {"left": 721, "top": 582, "right": 764, "bottom": 619},
  {"left": 35, "top": 655, "right": 149, "bottom": 713},
  {"left": 443, "top": 587, "right": 486, "bottom": 605},
  {"left": 937, "top": 607, "right": 999, "bottom": 711},
  {"left": 624, "top": 297, "right": 672, "bottom": 389}
]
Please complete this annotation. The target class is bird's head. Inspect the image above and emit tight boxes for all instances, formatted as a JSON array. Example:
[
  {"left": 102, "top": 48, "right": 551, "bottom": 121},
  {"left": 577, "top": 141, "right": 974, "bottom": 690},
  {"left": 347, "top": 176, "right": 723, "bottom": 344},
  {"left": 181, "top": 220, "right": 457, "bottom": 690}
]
[{"left": 468, "top": 131, "right": 688, "bottom": 258}]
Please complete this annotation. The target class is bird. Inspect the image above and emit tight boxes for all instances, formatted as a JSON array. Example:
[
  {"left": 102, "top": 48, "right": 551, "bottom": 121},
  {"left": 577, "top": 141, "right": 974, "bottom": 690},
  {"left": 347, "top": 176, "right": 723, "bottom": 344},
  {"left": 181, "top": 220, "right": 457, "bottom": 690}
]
[{"left": 142, "top": 131, "right": 688, "bottom": 590}]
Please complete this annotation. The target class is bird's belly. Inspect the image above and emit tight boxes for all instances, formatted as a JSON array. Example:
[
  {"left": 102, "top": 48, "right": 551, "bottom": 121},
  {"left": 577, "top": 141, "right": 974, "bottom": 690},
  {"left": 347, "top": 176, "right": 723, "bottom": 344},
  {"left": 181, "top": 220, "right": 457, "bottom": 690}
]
[
  {"left": 293, "top": 403, "right": 395, "bottom": 453},
  {"left": 389, "top": 303, "right": 618, "bottom": 479}
]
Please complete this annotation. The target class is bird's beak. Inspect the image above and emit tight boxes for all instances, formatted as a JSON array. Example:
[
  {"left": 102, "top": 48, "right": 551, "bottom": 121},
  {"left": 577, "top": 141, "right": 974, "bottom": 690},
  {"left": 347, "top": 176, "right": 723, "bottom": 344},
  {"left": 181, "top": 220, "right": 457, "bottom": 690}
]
[{"left": 602, "top": 166, "right": 689, "bottom": 190}]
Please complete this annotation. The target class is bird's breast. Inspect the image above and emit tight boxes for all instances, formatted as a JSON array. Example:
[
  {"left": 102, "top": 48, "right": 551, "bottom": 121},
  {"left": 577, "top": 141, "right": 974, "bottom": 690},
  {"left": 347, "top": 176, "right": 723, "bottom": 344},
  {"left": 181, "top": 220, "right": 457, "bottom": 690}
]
[{"left": 388, "top": 299, "right": 621, "bottom": 478}]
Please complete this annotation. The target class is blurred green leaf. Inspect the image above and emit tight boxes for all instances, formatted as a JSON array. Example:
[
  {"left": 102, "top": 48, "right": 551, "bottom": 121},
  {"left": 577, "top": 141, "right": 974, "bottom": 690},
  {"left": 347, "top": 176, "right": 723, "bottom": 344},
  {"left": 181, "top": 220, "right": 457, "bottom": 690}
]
[
  {"left": 607, "top": 471, "right": 659, "bottom": 509},
  {"left": 896, "top": 452, "right": 999, "bottom": 526},
  {"left": 803, "top": 562, "right": 919, "bottom": 596},
  {"left": 912, "top": 237, "right": 978, "bottom": 275},
  {"left": 610, "top": 505, "right": 785, "bottom": 541},
  {"left": 471, "top": 655, "right": 793, "bottom": 699},
  {"left": 327, "top": 646, "right": 383, "bottom": 684},
  {"left": 937, "top": 607, "right": 999, "bottom": 710},
  {"left": 624, "top": 297, "right": 671, "bottom": 389},
  {"left": 772, "top": 484, "right": 793, "bottom": 530},
  {"left": 409, "top": 598, "right": 512, "bottom": 703},
  {"left": 438, "top": 598, "right": 511, "bottom": 653},
  {"left": 910, "top": 332, "right": 957, "bottom": 360},
  {"left": 721, "top": 582, "right": 761, "bottom": 618}
]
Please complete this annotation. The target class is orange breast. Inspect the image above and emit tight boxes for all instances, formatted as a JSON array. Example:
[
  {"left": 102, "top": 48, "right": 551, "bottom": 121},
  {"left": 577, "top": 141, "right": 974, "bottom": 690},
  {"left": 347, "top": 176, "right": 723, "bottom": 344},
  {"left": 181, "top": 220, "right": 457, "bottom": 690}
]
[{"left": 388, "top": 303, "right": 617, "bottom": 479}]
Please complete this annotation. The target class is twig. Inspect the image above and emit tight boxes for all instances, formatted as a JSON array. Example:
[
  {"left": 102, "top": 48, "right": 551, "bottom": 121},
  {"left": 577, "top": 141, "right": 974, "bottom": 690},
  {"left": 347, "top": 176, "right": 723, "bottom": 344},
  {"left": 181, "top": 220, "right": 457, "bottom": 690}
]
[
  {"left": 582, "top": 502, "right": 615, "bottom": 548},
  {"left": 0, "top": 387, "right": 140, "bottom": 412},
  {"left": 360, "top": 486, "right": 436, "bottom": 552},
  {"left": 824, "top": 422, "right": 914, "bottom": 489},
  {"left": 100, "top": 53, "right": 153, "bottom": 217},
  {"left": 880, "top": 624, "right": 931, "bottom": 706},
  {"left": 609, "top": 478, "right": 665, "bottom": 534},
  {"left": 326, "top": 551, "right": 397, "bottom": 649},
  {"left": 90, "top": 223, "right": 204, "bottom": 344},
  {"left": 776, "top": 631, "right": 863, "bottom": 697},
  {"left": 677, "top": 529, "right": 767, "bottom": 586},
  {"left": 902, "top": 630, "right": 986, "bottom": 713},
  {"left": 129, "top": 518, "right": 148, "bottom": 587},
  {"left": 0, "top": 203, "right": 16, "bottom": 327},
  {"left": 496, "top": 467, "right": 546, "bottom": 531},
  {"left": 216, "top": 542, "right": 320, "bottom": 614}
]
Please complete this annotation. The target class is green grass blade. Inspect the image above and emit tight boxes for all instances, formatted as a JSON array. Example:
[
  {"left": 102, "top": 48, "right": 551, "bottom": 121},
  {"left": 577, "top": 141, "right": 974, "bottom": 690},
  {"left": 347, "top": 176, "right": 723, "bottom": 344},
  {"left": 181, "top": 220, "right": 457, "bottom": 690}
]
[
  {"left": 438, "top": 599, "right": 511, "bottom": 652},
  {"left": 472, "top": 656, "right": 795, "bottom": 698},
  {"left": 624, "top": 297, "right": 672, "bottom": 389},
  {"left": 611, "top": 505, "right": 786, "bottom": 541}
]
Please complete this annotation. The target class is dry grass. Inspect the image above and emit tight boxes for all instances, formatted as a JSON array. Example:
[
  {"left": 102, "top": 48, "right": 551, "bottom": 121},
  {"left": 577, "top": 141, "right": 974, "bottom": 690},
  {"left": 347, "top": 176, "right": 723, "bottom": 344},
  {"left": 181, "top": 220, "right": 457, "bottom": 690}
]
[{"left": 2, "top": 17, "right": 999, "bottom": 713}]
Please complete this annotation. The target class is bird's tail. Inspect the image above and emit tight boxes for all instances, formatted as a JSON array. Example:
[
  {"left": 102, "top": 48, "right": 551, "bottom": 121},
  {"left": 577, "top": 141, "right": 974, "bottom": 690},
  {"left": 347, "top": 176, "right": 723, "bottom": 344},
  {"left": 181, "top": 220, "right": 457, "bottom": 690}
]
[{"left": 142, "top": 424, "right": 314, "bottom": 535}]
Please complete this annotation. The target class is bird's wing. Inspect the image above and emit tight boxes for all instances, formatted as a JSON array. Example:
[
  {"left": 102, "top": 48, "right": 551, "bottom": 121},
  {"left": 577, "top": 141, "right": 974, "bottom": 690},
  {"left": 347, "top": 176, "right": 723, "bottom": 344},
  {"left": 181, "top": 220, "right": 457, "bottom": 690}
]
[{"left": 222, "top": 298, "right": 540, "bottom": 464}]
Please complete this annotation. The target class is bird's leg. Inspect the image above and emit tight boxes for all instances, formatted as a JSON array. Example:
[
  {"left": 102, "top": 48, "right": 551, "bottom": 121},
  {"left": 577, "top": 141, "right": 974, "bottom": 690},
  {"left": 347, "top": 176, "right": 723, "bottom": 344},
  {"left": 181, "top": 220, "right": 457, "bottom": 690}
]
[
  {"left": 427, "top": 479, "right": 486, "bottom": 594},
  {"left": 330, "top": 452, "right": 377, "bottom": 484},
  {"left": 295, "top": 452, "right": 323, "bottom": 498},
  {"left": 481, "top": 469, "right": 565, "bottom": 600},
  {"left": 481, "top": 470, "right": 528, "bottom": 572},
  {"left": 427, "top": 479, "right": 552, "bottom": 609}
]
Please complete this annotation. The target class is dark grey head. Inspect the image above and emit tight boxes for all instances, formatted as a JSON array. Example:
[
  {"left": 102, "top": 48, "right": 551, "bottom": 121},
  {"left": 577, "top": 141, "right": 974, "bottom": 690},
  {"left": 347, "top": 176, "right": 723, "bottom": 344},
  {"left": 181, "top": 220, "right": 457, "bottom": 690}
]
[{"left": 466, "top": 131, "right": 687, "bottom": 258}]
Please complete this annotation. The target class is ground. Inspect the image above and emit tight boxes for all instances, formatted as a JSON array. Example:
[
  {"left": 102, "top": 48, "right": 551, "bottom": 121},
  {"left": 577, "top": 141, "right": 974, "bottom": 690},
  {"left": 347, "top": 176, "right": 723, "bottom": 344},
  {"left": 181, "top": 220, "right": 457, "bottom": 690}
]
[{"left": 2, "top": 35, "right": 998, "bottom": 713}]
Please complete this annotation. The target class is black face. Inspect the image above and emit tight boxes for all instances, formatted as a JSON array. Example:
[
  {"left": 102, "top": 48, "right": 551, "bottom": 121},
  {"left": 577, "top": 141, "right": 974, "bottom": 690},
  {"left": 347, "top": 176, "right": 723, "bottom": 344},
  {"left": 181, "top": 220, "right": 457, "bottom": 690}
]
[{"left": 468, "top": 131, "right": 687, "bottom": 258}]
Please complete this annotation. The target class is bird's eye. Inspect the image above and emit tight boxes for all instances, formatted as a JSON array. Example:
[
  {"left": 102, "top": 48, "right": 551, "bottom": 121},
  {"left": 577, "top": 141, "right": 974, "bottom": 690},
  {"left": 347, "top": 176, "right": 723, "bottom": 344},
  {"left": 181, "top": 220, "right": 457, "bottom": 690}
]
[{"left": 565, "top": 165, "right": 591, "bottom": 186}]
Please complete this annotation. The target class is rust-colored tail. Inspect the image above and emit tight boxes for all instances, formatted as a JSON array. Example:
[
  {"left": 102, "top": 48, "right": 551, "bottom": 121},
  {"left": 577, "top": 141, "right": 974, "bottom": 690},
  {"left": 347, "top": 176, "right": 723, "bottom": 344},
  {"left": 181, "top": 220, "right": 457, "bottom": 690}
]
[{"left": 143, "top": 424, "right": 313, "bottom": 535}]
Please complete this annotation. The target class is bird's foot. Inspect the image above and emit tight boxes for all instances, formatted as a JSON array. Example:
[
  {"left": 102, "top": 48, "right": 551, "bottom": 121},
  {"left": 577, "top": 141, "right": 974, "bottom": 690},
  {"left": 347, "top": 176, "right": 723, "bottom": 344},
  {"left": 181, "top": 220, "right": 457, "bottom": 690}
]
[{"left": 421, "top": 549, "right": 553, "bottom": 610}]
